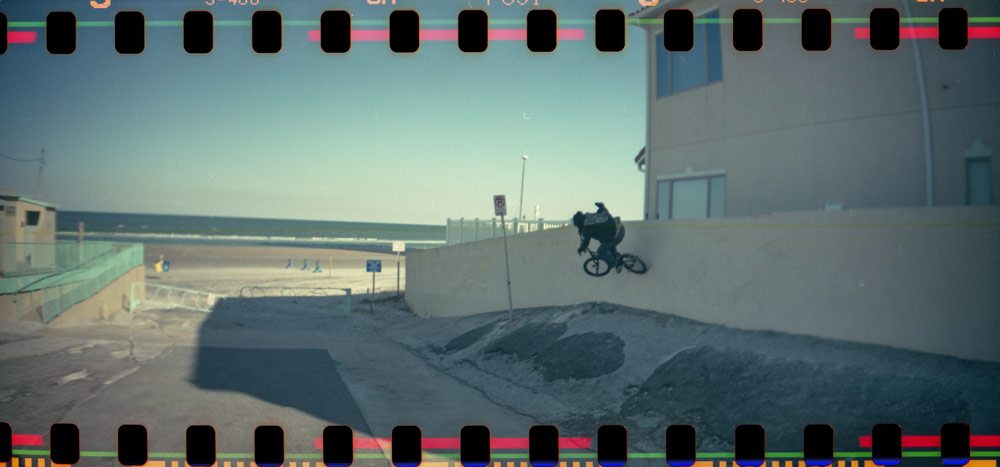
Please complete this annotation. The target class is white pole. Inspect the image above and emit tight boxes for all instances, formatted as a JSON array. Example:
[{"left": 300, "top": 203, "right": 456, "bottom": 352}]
[
  {"left": 500, "top": 214, "right": 514, "bottom": 322},
  {"left": 899, "top": 0, "right": 934, "bottom": 207},
  {"left": 518, "top": 155, "right": 528, "bottom": 220}
]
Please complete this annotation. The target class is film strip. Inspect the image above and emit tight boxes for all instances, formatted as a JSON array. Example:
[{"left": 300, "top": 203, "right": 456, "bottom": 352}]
[
  {"left": 1, "top": 3, "right": 998, "bottom": 467},
  {"left": 0, "top": 7, "right": 991, "bottom": 55},
  {"left": 2, "top": 422, "right": 996, "bottom": 467}
]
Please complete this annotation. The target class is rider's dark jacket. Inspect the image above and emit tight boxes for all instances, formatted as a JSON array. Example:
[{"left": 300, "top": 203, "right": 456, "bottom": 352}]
[{"left": 577, "top": 206, "right": 617, "bottom": 249}]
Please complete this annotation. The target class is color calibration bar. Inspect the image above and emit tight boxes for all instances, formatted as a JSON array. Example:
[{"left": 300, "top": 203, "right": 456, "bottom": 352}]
[
  {"left": 4, "top": 17, "right": 1000, "bottom": 46},
  {"left": 2, "top": 459, "right": 1000, "bottom": 467},
  {"left": 9, "top": 433, "right": 1000, "bottom": 460}
]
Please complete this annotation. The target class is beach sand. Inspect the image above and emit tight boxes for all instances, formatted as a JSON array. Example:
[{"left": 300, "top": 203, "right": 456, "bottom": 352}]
[{"left": 142, "top": 243, "right": 406, "bottom": 296}]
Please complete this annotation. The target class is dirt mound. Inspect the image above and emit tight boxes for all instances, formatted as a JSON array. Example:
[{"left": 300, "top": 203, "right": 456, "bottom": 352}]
[
  {"left": 536, "top": 332, "right": 625, "bottom": 381},
  {"left": 621, "top": 345, "right": 970, "bottom": 450},
  {"left": 442, "top": 322, "right": 497, "bottom": 353},
  {"left": 484, "top": 322, "right": 568, "bottom": 361},
  {"left": 389, "top": 302, "right": 1000, "bottom": 452},
  {"left": 480, "top": 321, "right": 625, "bottom": 382}
]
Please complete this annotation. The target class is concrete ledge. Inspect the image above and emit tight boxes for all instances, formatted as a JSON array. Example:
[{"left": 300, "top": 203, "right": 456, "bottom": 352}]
[{"left": 405, "top": 206, "right": 1000, "bottom": 363}]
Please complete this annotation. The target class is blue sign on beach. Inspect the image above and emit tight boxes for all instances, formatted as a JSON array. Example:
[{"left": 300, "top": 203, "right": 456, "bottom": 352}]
[{"left": 366, "top": 260, "right": 382, "bottom": 273}]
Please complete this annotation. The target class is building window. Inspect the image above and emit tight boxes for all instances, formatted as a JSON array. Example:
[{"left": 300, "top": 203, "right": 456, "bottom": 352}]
[
  {"left": 656, "top": 174, "right": 726, "bottom": 219},
  {"left": 966, "top": 158, "right": 992, "bottom": 205},
  {"left": 656, "top": 180, "right": 672, "bottom": 220},
  {"left": 656, "top": 10, "right": 723, "bottom": 98},
  {"left": 26, "top": 210, "right": 41, "bottom": 226}
]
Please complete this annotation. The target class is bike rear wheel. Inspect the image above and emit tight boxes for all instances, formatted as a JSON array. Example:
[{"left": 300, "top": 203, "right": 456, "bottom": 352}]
[
  {"left": 583, "top": 257, "right": 611, "bottom": 277},
  {"left": 619, "top": 254, "right": 648, "bottom": 274}
]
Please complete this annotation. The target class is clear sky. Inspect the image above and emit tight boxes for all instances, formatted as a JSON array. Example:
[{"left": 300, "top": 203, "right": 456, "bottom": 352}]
[{"left": 0, "top": 0, "right": 647, "bottom": 225}]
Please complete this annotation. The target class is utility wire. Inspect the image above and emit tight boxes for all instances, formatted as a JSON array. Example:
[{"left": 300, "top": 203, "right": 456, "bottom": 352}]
[{"left": 0, "top": 152, "right": 43, "bottom": 162}]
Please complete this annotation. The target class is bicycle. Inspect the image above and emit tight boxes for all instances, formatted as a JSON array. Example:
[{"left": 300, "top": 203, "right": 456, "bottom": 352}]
[{"left": 582, "top": 249, "right": 648, "bottom": 277}]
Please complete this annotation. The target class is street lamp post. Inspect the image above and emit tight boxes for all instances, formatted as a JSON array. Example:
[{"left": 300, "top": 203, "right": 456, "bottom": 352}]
[{"left": 518, "top": 154, "right": 529, "bottom": 220}]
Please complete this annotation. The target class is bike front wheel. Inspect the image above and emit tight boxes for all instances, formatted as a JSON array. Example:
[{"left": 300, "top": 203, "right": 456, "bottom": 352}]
[
  {"left": 583, "top": 257, "right": 611, "bottom": 277},
  {"left": 619, "top": 254, "right": 648, "bottom": 274}
]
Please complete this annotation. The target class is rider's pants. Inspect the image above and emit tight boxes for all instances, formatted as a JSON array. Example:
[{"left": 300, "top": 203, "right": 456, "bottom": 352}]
[{"left": 597, "top": 242, "right": 620, "bottom": 267}]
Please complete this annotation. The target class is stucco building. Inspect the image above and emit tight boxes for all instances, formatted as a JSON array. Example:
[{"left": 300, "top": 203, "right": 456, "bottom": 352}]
[
  {"left": 631, "top": 1, "right": 999, "bottom": 220},
  {"left": 0, "top": 192, "right": 57, "bottom": 276}
]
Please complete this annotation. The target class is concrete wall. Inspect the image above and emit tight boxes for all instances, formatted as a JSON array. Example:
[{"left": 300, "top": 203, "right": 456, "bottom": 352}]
[
  {"left": 405, "top": 206, "right": 1000, "bottom": 363},
  {"left": 0, "top": 266, "right": 143, "bottom": 323},
  {"left": 640, "top": 0, "right": 1000, "bottom": 219}
]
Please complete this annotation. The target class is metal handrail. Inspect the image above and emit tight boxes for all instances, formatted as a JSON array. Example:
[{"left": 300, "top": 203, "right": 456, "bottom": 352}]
[
  {"left": 444, "top": 217, "right": 569, "bottom": 245},
  {"left": 131, "top": 282, "right": 226, "bottom": 313}
]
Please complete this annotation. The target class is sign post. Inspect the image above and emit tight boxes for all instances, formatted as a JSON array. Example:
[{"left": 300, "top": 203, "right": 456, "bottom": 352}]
[
  {"left": 392, "top": 242, "right": 405, "bottom": 296},
  {"left": 366, "top": 259, "right": 382, "bottom": 313},
  {"left": 494, "top": 195, "right": 514, "bottom": 322}
]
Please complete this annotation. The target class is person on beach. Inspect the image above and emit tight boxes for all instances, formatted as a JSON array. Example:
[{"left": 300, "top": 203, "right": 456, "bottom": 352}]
[{"left": 573, "top": 202, "right": 625, "bottom": 268}]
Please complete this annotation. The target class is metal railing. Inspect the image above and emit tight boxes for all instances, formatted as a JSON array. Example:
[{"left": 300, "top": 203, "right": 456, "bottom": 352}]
[
  {"left": 127, "top": 283, "right": 352, "bottom": 316},
  {"left": 2, "top": 241, "right": 116, "bottom": 278},
  {"left": 7, "top": 242, "right": 143, "bottom": 322},
  {"left": 131, "top": 282, "right": 226, "bottom": 313},
  {"left": 444, "top": 218, "right": 569, "bottom": 245}
]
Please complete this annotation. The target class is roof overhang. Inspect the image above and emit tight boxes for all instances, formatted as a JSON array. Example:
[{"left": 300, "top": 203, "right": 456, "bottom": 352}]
[{"left": 0, "top": 193, "right": 58, "bottom": 209}]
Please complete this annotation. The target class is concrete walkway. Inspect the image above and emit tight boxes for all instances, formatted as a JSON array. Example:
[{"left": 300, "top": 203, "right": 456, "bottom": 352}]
[{"left": 0, "top": 298, "right": 534, "bottom": 464}]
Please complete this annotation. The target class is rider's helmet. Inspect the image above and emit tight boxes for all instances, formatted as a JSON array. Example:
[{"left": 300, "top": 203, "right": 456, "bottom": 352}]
[{"left": 572, "top": 211, "right": 585, "bottom": 228}]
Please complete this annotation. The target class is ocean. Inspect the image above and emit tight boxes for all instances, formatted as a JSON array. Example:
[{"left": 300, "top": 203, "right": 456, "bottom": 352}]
[{"left": 56, "top": 211, "right": 445, "bottom": 253}]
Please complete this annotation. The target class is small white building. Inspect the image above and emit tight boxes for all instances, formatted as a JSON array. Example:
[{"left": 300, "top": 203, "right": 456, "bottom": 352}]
[
  {"left": 631, "top": 1, "right": 998, "bottom": 220},
  {"left": 0, "top": 193, "right": 144, "bottom": 323},
  {"left": 0, "top": 192, "right": 57, "bottom": 276}
]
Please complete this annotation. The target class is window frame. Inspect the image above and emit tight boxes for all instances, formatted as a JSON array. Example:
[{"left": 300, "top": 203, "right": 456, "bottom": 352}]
[
  {"left": 655, "top": 8, "right": 723, "bottom": 99},
  {"left": 656, "top": 171, "right": 727, "bottom": 219},
  {"left": 25, "top": 210, "right": 41, "bottom": 227}
]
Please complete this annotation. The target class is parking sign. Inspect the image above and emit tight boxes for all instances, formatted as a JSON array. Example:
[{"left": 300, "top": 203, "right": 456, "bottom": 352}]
[
  {"left": 366, "top": 260, "right": 382, "bottom": 273},
  {"left": 494, "top": 195, "right": 507, "bottom": 216}
]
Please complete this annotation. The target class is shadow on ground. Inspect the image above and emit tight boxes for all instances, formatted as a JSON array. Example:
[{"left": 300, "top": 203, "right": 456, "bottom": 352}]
[{"left": 192, "top": 295, "right": 371, "bottom": 431}]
